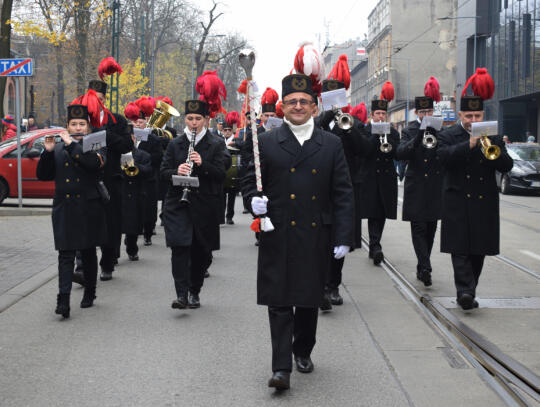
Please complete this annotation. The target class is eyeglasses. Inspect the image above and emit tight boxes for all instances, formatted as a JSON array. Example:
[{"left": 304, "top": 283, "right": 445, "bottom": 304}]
[
  {"left": 223, "top": 128, "right": 233, "bottom": 132},
  {"left": 282, "top": 99, "right": 313, "bottom": 107}
]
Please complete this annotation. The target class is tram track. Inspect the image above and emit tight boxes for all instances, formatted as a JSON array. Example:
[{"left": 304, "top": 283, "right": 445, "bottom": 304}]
[{"left": 357, "top": 236, "right": 540, "bottom": 406}]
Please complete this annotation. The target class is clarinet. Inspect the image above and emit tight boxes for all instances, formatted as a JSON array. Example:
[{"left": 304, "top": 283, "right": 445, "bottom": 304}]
[{"left": 180, "top": 128, "right": 197, "bottom": 205}]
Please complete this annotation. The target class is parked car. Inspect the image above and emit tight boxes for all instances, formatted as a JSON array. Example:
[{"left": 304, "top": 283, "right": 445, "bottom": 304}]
[
  {"left": 496, "top": 143, "right": 540, "bottom": 195},
  {"left": 0, "top": 129, "right": 65, "bottom": 204}
]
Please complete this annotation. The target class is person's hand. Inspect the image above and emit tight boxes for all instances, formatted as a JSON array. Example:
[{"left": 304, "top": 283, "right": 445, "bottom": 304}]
[
  {"left": 190, "top": 151, "right": 202, "bottom": 166},
  {"left": 251, "top": 196, "right": 268, "bottom": 215},
  {"left": 178, "top": 163, "right": 192, "bottom": 176},
  {"left": 469, "top": 135, "right": 481, "bottom": 149},
  {"left": 59, "top": 131, "right": 72, "bottom": 146},
  {"left": 333, "top": 245, "right": 350, "bottom": 259},
  {"left": 44, "top": 136, "right": 56, "bottom": 152}
]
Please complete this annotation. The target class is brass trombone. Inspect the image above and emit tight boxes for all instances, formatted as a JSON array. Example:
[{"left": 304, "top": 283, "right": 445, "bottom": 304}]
[{"left": 147, "top": 99, "right": 180, "bottom": 140}]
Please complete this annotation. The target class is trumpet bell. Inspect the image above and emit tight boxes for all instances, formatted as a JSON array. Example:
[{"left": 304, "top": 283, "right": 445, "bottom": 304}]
[
  {"left": 336, "top": 113, "right": 353, "bottom": 130},
  {"left": 480, "top": 136, "right": 501, "bottom": 160},
  {"left": 422, "top": 133, "right": 438, "bottom": 149},
  {"left": 380, "top": 143, "right": 393, "bottom": 153}
]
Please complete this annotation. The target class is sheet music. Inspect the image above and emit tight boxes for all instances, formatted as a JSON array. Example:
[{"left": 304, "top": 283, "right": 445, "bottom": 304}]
[
  {"left": 471, "top": 121, "right": 498, "bottom": 137},
  {"left": 82, "top": 130, "right": 107, "bottom": 153},
  {"left": 420, "top": 116, "right": 444, "bottom": 131},
  {"left": 371, "top": 122, "right": 391, "bottom": 135},
  {"left": 321, "top": 88, "right": 348, "bottom": 111}
]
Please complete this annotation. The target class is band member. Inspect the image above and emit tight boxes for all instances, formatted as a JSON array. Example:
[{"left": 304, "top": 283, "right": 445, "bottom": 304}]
[
  {"left": 356, "top": 83, "right": 399, "bottom": 265},
  {"left": 438, "top": 69, "right": 512, "bottom": 310},
  {"left": 396, "top": 77, "right": 444, "bottom": 286},
  {"left": 121, "top": 125, "right": 153, "bottom": 261},
  {"left": 161, "top": 99, "right": 227, "bottom": 309},
  {"left": 36, "top": 104, "right": 107, "bottom": 318},
  {"left": 316, "top": 55, "right": 364, "bottom": 309},
  {"left": 242, "top": 74, "right": 354, "bottom": 390},
  {"left": 222, "top": 111, "right": 241, "bottom": 225},
  {"left": 260, "top": 87, "right": 279, "bottom": 129}
]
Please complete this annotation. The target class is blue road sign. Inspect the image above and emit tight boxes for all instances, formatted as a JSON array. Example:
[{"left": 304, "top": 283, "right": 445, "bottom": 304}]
[{"left": 0, "top": 58, "right": 33, "bottom": 77}]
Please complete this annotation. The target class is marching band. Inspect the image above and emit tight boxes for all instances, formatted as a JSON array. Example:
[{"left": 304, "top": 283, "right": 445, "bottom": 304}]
[{"left": 36, "top": 49, "right": 513, "bottom": 390}]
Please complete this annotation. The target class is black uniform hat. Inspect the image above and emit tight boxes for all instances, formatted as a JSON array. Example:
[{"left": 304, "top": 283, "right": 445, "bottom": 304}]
[
  {"left": 371, "top": 99, "right": 388, "bottom": 112},
  {"left": 414, "top": 96, "right": 434, "bottom": 110},
  {"left": 282, "top": 74, "right": 314, "bottom": 99},
  {"left": 460, "top": 96, "right": 483, "bottom": 112},
  {"left": 67, "top": 104, "right": 89, "bottom": 122},
  {"left": 185, "top": 99, "right": 208, "bottom": 116},
  {"left": 321, "top": 79, "right": 345, "bottom": 93},
  {"left": 88, "top": 80, "right": 108, "bottom": 95},
  {"left": 460, "top": 68, "right": 493, "bottom": 112}
]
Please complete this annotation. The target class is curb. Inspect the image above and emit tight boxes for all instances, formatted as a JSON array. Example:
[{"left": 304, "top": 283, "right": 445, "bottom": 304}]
[
  {"left": 0, "top": 267, "right": 57, "bottom": 313},
  {"left": 0, "top": 208, "right": 51, "bottom": 216}
]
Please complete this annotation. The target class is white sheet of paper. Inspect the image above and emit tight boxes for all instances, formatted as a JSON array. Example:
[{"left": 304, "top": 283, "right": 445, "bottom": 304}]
[
  {"left": 134, "top": 128, "right": 150, "bottom": 142},
  {"left": 172, "top": 175, "right": 200, "bottom": 188},
  {"left": 371, "top": 122, "right": 391, "bottom": 135},
  {"left": 420, "top": 116, "right": 444, "bottom": 131},
  {"left": 120, "top": 153, "right": 133, "bottom": 166},
  {"left": 321, "top": 88, "right": 348, "bottom": 111},
  {"left": 471, "top": 121, "right": 498, "bottom": 137},
  {"left": 82, "top": 130, "right": 107, "bottom": 153},
  {"left": 266, "top": 117, "right": 283, "bottom": 130}
]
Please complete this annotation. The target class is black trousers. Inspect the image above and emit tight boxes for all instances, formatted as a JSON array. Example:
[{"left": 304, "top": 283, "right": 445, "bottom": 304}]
[
  {"left": 223, "top": 188, "right": 236, "bottom": 220},
  {"left": 100, "top": 178, "right": 122, "bottom": 272},
  {"left": 327, "top": 249, "right": 344, "bottom": 290},
  {"left": 451, "top": 254, "right": 485, "bottom": 298},
  {"left": 125, "top": 234, "right": 138, "bottom": 256},
  {"left": 410, "top": 221, "right": 438, "bottom": 272},
  {"left": 170, "top": 233, "right": 211, "bottom": 297},
  {"left": 268, "top": 306, "right": 318, "bottom": 372},
  {"left": 368, "top": 218, "right": 386, "bottom": 253},
  {"left": 58, "top": 248, "right": 98, "bottom": 294}
]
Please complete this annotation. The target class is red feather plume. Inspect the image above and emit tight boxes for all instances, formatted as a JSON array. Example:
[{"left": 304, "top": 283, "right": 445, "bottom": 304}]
[
  {"left": 293, "top": 42, "right": 323, "bottom": 96},
  {"left": 98, "top": 57, "right": 123, "bottom": 80},
  {"left": 424, "top": 76, "right": 441, "bottom": 103},
  {"left": 225, "top": 111, "right": 240, "bottom": 128},
  {"left": 380, "top": 81, "right": 395, "bottom": 102},
  {"left": 71, "top": 89, "right": 115, "bottom": 128},
  {"left": 156, "top": 96, "right": 173, "bottom": 106},
  {"left": 196, "top": 70, "right": 227, "bottom": 118},
  {"left": 351, "top": 103, "right": 367, "bottom": 124},
  {"left": 124, "top": 102, "right": 142, "bottom": 122},
  {"left": 261, "top": 87, "right": 279, "bottom": 106},
  {"left": 461, "top": 67, "right": 495, "bottom": 100},
  {"left": 135, "top": 96, "right": 156, "bottom": 118},
  {"left": 328, "top": 54, "right": 351, "bottom": 90},
  {"left": 237, "top": 80, "right": 248, "bottom": 94},
  {"left": 275, "top": 101, "right": 284, "bottom": 118}
]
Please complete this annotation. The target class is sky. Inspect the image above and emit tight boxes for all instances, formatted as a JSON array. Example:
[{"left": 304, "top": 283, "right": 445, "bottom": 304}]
[{"left": 200, "top": 0, "right": 379, "bottom": 97}]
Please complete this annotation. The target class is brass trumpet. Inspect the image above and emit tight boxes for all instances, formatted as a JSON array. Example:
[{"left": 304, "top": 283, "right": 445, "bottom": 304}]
[
  {"left": 334, "top": 108, "right": 353, "bottom": 130},
  {"left": 480, "top": 136, "right": 501, "bottom": 160},
  {"left": 147, "top": 99, "right": 180, "bottom": 140},
  {"left": 121, "top": 152, "right": 139, "bottom": 177},
  {"left": 422, "top": 130, "right": 437, "bottom": 149},
  {"left": 380, "top": 134, "right": 392, "bottom": 153}
]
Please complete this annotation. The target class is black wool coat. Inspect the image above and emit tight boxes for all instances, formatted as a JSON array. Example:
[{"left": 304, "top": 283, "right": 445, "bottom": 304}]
[
  {"left": 241, "top": 124, "right": 354, "bottom": 308},
  {"left": 121, "top": 148, "right": 153, "bottom": 235},
  {"left": 139, "top": 133, "right": 163, "bottom": 225},
  {"left": 396, "top": 120, "right": 444, "bottom": 221},
  {"left": 160, "top": 130, "right": 227, "bottom": 250},
  {"left": 437, "top": 124, "right": 513, "bottom": 255},
  {"left": 354, "top": 124, "right": 400, "bottom": 219},
  {"left": 36, "top": 142, "right": 107, "bottom": 251}
]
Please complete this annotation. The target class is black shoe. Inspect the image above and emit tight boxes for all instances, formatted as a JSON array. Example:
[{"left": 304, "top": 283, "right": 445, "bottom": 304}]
[
  {"left": 72, "top": 271, "right": 86, "bottom": 287},
  {"left": 268, "top": 371, "right": 290, "bottom": 390},
  {"left": 171, "top": 293, "right": 188, "bottom": 309},
  {"left": 128, "top": 254, "right": 139, "bottom": 261},
  {"left": 144, "top": 238, "right": 152, "bottom": 246},
  {"left": 416, "top": 270, "right": 432, "bottom": 287},
  {"left": 242, "top": 209, "right": 249, "bottom": 214},
  {"left": 373, "top": 251, "right": 384, "bottom": 265},
  {"left": 294, "top": 356, "right": 314, "bottom": 373},
  {"left": 226, "top": 218, "right": 234, "bottom": 225},
  {"left": 100, "top": 271, "right": 113, "bottom": 281},
  {"left": 329, "top": 288, "right": 343, "bottom": 305},
  {"left": 188, "top": 292, "right": 200, "bottom": 309},
  {"left": 457, "top": 293, "right": 475, "bottom": 310},
  {"left": 204, "top": 270, "right": 210, "bottom": 278},
  {"left": 80, "top": 288, "right": 96, "bottom": 308},
  {"left": 55, "top": 293, "right": 70, "bottom": 318},
  {"left": 255, "top": 240, "right": 259, "bottom": 247},
  {"left": 320, "top": 292, "right": 332, "bottom": 311}
]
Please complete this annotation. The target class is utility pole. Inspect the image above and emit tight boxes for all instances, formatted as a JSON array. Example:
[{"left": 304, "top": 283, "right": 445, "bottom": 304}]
[
  {"left": 109, "top": 0, "right": 121, "bottom": 113},
  {"left": 150, "top": 0, "right": 155, "bottom": 97}
]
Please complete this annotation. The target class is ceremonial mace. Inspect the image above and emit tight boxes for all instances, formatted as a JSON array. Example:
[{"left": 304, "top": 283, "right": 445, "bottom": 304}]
[{"left": 239, "top": 49, "right": 274, "bottom": 232}]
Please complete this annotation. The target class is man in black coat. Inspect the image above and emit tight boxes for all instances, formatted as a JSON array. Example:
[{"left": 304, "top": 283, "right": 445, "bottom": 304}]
[
  {"left": 242, "top": 74, "right": 354, "bottom": 390},
  {"left": 437, "top": 95, "right": 513, "bottom": 310},
  {"left": 160, "top": 100, "right": 228, "bottom": 309},
  {"left": 396, "top": 96, "right": 444, "bottom": 286},
  {"left": 355, "top": 100, "right": 399, "bottom": 265},
  {"left": 36, "top": 104, "right": 107, "bottom": 318}
]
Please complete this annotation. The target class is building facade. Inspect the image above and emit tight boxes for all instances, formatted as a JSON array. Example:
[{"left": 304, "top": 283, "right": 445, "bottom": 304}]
[{"left": 457, "top": 0, "right": 540, "bottom": 142}]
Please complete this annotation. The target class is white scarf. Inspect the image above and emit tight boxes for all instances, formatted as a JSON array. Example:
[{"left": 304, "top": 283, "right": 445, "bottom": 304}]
[
  {"left": 284, "top": 117, "right": 314, "bottom": 146},
  {"left": 184, "top": 126, "right": 207, "bottom": 145}
]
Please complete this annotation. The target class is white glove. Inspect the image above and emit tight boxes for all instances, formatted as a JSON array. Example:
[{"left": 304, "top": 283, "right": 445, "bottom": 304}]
[
  {"left": 251, "top": 196, "right": 268, "bottom": 216},
  {"left": 333, "top": 245, "right": 350, "bottom": 259}
]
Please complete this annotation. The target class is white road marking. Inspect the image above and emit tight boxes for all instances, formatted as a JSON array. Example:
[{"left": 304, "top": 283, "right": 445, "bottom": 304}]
[{"left": 520, "top": 250, "right": 540, "bottom": 262}]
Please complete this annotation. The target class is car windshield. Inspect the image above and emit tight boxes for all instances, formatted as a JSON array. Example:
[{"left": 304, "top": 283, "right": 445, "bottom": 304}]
[
  {"left": 0, "top": 134, "right": 34, "bottom": 151},
  {"left": 509, "top": 145, "right": 540, "bottom": 161}
]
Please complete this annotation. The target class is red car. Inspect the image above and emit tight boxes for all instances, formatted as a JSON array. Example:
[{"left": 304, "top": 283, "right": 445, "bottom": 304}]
[{"left": 0, "top": 128, "right": 65, "bottom": 204}]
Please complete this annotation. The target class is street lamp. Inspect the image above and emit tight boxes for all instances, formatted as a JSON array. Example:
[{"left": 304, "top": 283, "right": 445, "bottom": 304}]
[
  {"left": 386, "top": 56, "right": 410, "bottom": 123},
  {"left": 438, "top": 16, "right": 481, "bottom": 71}
]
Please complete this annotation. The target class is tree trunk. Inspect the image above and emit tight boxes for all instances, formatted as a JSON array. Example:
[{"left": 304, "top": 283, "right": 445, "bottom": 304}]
[
  {"left": 55, "top": 46, "right": 66, "bottom": 124},
  {"left": 0, "top": 0, "right": 14, "bottom": 119}
]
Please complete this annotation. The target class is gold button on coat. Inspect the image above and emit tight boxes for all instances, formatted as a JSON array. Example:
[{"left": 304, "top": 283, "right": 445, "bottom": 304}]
[
  {"left": 290, "top": 168, "right": 296, "bottom": 173},
  {"left": 312, "top": 169, "right": 317, "bottom": 174},
  {"left": 312, "top": 195, "right": 316, "bottom": 200},
  {"left": 290, "top": 194, "right": 296, "bottom": 200},
  {"left": 311, "top": 222, "right": 317, "bottom": 227},
  {"left": 479, "top": 195, "right": 483, "bottom": 199},
  {"left": 290, "top": 221, "right": 296, "bottom": 226},
  {"left": 64, "top": 162, "right": 69, "bottom": 167},
  {"left": 466, "top": 193, "right": 471, "bottom": 198},
  {"left": 65, "top": 178, "right": 70, "bottom": 183}
]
